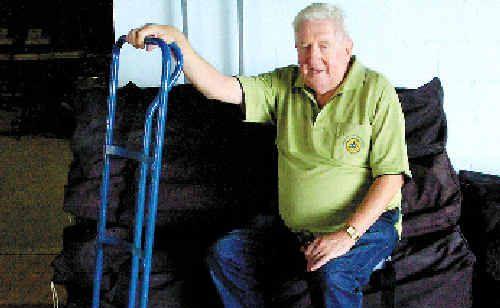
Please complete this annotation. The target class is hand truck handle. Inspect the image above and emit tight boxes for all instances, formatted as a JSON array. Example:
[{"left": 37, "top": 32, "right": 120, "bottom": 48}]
[{"left": 110, "top": 35, "right": 184, "bottom": 115}]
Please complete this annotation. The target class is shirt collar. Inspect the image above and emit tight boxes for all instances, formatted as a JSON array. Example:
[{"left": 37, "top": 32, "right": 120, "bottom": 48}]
[{"left": 293, "top": 56, "right": 365, "bottom": 95}]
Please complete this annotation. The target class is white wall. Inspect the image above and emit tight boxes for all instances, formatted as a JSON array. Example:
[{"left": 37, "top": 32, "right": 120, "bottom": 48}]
[
  {"left": 114, "top": 0, "right": 500, "bottom": 175},
  {"left": 187, "top": 0, "right": 239, "bottom": 77},
  {"left": 114, "top": 0, "right": 183, "bottom": 86}
]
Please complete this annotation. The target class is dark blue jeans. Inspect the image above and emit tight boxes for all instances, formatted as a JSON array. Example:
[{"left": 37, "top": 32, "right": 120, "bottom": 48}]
[{"left": 206, "top": 209, "right": 399, "bottom": 308}]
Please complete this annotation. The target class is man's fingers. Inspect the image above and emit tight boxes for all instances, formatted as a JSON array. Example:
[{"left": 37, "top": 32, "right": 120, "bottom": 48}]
[
  {"left": 126, "top": 30, "right": 131, "bottom": 44},
  {"left": 305, "top": 238, "right": 327, "bottom": 260},
  {"left": 136, "top": 29, "right": 146, "bottom": 49},
  {"left": 128, "top": 28, "right": 143, "bottom": 49},
  {"left": 310, "top": 242, "right": 325, "bottom": 260},
  {"left": 145, "top": 34, "right": 158, "bottom": 51},
  {"left": 133, "top": 29, "right": 141, "bottom": 48},
  {"left": 126, "top": 29, "right": 136, "bottom": 47},
  {"left": 308, "top": 248, "right": 339, "bottom": 272},
  {"left": 125, "top": 26, "right": 152, "bottom": 49},
  {"left": 307, "top": 251, "right": 328, "bottom": 272},
  {"left": 309, "top": 255, "right": 328, "bottom": 272},
  {"left": 304, "top": 238, "right": 320, "bottom": 257},
  {"left": 126, "top": 24, "right": 174, "bottom": 50},
  {"left": 140, "top": 24, "right": 161, "bottom": 48}
]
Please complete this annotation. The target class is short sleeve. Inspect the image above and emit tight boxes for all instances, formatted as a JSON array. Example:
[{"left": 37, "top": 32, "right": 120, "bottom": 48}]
[
  {"left": 237, "top": 72, "right": 278, "bottom": 124},
  {"left": 370, "top": 84, "right": 412, "bottom": 181}
]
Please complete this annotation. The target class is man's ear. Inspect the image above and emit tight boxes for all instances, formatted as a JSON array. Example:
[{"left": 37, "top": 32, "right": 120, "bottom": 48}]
[{"left": 345, "top": 38, "right": 353, "bottom": 57}]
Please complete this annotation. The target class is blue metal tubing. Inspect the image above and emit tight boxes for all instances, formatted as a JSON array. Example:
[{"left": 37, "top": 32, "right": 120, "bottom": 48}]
[
  {"left": 139, "top": 40, "right": 183, "bottom": 308},
  {"left": 138, "top": 47, "right": 170, "bottom": 308},
  {"left": 92, "top": 39, "right": 121, "bottom": 308},
  {"left": 130, "top": 38, "right": 182, "bottom": 308},
  {"left": 92, "top": 35, "right": 183, "bottom": 308}
]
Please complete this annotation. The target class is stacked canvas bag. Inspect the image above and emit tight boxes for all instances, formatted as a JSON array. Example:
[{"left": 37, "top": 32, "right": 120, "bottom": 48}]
[
  {"left": 52, "top": 78, "right": 477, "bottom": 307},
  {"left": 106, "top": 84, "right": 277, "bottom": 307},
  {"left": 51, "top": 82, "right": 278, "bottom": 307},
  {"left": 460, "top": 170, "right": 500, "bottom": 307},
  {"left": 366, "top": 78, "right": 476, "bottom": 307},
  {"left": 51, "top": 82, "right": 141, "bottom": 307}
]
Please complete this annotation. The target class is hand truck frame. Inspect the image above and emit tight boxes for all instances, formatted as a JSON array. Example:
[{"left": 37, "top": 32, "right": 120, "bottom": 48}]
[{"left": 91, "top": 35, "right": 183, "bottom": 308}]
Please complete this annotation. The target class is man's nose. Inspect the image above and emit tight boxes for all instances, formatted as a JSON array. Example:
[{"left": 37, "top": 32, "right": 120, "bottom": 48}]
[{"left": 309, "top": 46, "right": 322, "bottom": 66}]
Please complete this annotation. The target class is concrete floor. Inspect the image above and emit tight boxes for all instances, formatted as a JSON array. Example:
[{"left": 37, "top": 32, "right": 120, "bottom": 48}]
[
  {"left": 0, "top": 254, "right": 66, "bottom": 306},
  {"left": 0, "top": 136, "right": 73, "bottom": 306}
]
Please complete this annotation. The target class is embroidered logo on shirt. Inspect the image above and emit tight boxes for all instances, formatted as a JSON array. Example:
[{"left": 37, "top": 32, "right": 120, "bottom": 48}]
[{"left": 345, "top": 136, "right": 362, "bottom": 154}]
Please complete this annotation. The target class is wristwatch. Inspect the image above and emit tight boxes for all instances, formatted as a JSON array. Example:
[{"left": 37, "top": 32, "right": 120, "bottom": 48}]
[{"left": 345, "top": 225, "right": 361, "bottom": 241}]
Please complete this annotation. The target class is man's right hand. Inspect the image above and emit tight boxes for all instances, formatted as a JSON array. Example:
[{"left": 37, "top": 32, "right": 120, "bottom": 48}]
[{"left": 126, "top": 24, "right": 185, "bottom": 51}]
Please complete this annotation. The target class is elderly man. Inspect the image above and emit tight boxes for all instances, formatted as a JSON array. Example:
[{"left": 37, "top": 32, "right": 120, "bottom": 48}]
[{"left": 128, "top": 3, "right": 410, "bottom": 307}]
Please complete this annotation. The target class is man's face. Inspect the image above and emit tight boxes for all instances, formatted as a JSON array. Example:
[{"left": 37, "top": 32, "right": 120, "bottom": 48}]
[{"left": 295, "top": 19, "right": 352, "bottom": 95}]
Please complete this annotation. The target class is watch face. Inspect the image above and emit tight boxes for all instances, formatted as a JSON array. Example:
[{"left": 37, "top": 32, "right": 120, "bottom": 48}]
[
  {"left": 346, "top": 226, "right": 354, "bottom": 236},
  {"left": 346, "top": 226, "right": 359, "bottom": 240}
]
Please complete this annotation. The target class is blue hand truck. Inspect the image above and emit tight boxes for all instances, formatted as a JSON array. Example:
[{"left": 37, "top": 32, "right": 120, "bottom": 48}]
[{"left": 92, "top": 35, "right": 183, "bottom": 308}]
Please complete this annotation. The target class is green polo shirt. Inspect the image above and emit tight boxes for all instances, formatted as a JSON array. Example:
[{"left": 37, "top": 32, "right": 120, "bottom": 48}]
[{"left": 237, "top": 57, "right": 411, "bottom": 234}]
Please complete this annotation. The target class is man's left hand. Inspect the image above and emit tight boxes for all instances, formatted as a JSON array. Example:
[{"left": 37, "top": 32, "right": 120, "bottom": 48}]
[{"left": 303, "top": 230, "right": 356, "bottom": 272}]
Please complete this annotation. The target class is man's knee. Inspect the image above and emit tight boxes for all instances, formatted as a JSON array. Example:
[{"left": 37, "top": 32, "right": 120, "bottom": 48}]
[
  {"left": 206, "top": 232, "right": 238, "bottom": 266},
  {"left": 314, "top": 259, "right": 361, "bottom": 294},
  {"left": 206, "top": 229, "right": 262, "bottom": 269}
]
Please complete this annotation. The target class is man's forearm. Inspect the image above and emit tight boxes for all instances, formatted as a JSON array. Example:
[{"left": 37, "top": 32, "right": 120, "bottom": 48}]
[
  {"left": 127, "top": 24, "right": 242, "bottom": 104},
  {"left": 304, "top": 174, "right": 404, "bottom": 271},
  {"left": 179, "top": 43, "right": 242, "bottom": 104},
  {"left": 345, "top": 174, "right": 404, "bottom": 237}
]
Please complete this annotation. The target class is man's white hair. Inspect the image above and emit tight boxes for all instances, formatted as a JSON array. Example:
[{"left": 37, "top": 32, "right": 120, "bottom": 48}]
[{"left": 293, "top": 3, "right": 350, "bottom": 40}]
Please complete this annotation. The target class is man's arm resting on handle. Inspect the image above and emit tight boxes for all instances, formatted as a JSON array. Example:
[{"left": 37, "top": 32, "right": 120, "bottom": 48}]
[{"left": 126, "top": 24, "right": 242, "bottom": 105}]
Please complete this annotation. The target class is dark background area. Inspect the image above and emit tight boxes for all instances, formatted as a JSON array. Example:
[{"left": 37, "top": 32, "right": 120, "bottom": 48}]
[
  {"left": 0, "top": 0, "right": 113, "bottom": 138},
  {"left": 0, "top": 1, "right": 113, "bottom": 305}
]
